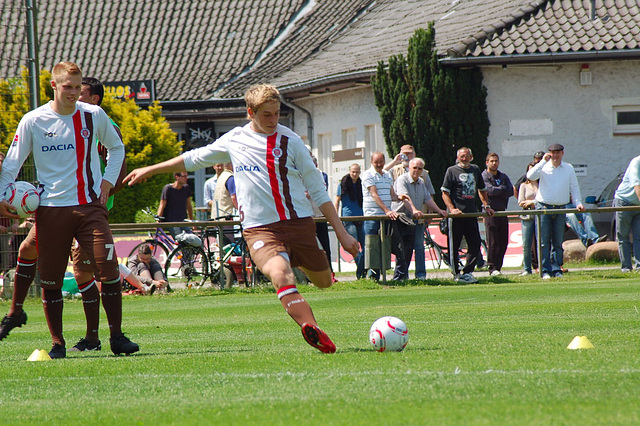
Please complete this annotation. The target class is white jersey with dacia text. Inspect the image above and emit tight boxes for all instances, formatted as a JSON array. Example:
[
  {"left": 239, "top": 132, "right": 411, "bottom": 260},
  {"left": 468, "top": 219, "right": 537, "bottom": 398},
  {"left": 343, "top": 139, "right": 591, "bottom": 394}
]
[
  {"left": 182, "top": 123, "right": 330, "bottom": 229},
  {"left": 0, "top": 101, "right": 125, "bottom": 207}
]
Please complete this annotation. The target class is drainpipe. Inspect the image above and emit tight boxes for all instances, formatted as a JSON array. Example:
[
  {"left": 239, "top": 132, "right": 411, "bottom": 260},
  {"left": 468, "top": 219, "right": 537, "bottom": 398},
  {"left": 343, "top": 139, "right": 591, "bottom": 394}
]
[{"left": 281, "top": 98, "right": 313, "bottom": 150}]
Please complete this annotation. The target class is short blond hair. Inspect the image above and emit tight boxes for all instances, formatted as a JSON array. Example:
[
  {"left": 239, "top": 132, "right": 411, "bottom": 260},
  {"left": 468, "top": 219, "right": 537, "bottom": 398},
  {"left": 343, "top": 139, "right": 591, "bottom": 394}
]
[
  {"left": 52, "top": 61, "right": 82, "bottom": 83},
  {"left": 245, "top": 84, "right": 280, "bottom": 117}
]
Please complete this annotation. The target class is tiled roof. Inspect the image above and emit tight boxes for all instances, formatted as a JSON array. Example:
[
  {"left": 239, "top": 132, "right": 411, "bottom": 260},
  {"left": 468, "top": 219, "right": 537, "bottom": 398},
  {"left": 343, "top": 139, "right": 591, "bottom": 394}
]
[
  {"left": 2, "top": 0, "right": 640, "bottom": 102},
  {"left": 449, "top": 0, "right": 640, "bottom": 58}
]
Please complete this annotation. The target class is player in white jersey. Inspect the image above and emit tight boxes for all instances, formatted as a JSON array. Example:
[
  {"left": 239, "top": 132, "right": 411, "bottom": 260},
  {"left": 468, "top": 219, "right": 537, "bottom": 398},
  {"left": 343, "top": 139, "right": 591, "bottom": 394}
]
[
  {"left": 125, "top": 84, "right": 359, "bottom": 353},
  {"left": 0, "top": 62, "right": 138, "bottom": 358}
]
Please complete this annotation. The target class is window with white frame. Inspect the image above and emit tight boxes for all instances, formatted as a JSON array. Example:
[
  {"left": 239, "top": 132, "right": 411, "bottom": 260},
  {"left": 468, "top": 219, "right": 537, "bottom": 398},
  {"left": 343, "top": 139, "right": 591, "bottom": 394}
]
[
  {"left": 613, "top": 106, "right": 640, "bottom": 135},
  {"left": 342, "top": 128, "right": 356, "bottom": 149}
]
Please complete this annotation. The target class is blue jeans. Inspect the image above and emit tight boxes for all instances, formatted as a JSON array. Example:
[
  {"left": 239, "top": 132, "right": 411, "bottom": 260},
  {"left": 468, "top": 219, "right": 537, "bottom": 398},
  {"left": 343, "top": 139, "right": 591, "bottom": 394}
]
[
  {"left": 520, "top": 219, "right": 535, "bottom": 273},
  {"left": 413, "top": 223, "right": 426, "bottom": 279},
  {"left": 566, "top": 206, "right": 599, "bottom": 246},
  {"left": 615, "top": 199, "right": 640, "bottom": 270},
  {"left": 344, "top": 220, "right": 365, "bottom": 278},
  {"left": 537, "top": 203, "right": 566, "bottom": 275}
]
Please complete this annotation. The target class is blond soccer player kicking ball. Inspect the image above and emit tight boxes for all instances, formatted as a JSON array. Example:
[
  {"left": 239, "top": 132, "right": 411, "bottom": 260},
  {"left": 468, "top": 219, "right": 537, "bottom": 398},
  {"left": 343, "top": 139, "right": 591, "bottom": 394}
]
[{"left": 125, "top": 84, "right": 359, "bottom": 353}]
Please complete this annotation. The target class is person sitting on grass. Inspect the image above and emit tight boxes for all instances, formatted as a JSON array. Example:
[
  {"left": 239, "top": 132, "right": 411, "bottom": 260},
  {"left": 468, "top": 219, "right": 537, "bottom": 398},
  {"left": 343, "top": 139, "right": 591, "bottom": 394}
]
[
  {"left": 126, "top": 244, "right": 168, "bottom": 294},
  {"left": 124, "top": 83, "right": 359, "bottom": 354}
]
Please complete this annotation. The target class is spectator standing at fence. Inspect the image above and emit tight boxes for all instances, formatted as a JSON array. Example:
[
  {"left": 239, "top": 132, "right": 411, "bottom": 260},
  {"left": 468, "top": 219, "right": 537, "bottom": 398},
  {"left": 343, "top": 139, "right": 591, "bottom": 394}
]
[
  {"left": 441, "top": 147, "right": 494, "bottom": 284},
  {"left": 614, "top": 155, "right": 640, "bottom": 272},
  {"left": 518, "top": 162, "right": 539, "bottom": 276},
  {"left": 527, "top": 143, "right": 584, "bottom": 279},
  {"left": 334, "top": 164, "right": 365, "bottom": 279},
  {"left": 513, "top": 151, "right": 544, "bottom": 200},
  {"left": 482, "top": 153, "right": 513, "bottom": 276},
  {"left": 158, "top": 171, "right": 193, "bottom": 237},
  {"left": 0, "top": 62, "right": 138, "bottom": 358},
  {"left": 384, "top": 144, "right": 437, "bottom": 280},
  {"left": 392, "top": 158, "right": 447, "bottom": 280},
  {"left": 213, "top": 162, "right": 236, "bottom": 217},
  {"left": 203, "top": 163, "right": 224, "bottom": 218},
  {"left": 362, "top": 152, "right": 410, "bottom": 281},
  {"left": 124, "top": 83, "right": 358, "bottom": 354}
]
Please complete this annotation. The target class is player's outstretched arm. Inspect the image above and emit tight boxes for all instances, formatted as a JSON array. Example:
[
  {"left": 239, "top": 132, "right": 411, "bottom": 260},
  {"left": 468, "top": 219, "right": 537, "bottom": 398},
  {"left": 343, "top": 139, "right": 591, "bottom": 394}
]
[{"left": 124, "top": 156, "right": 187, "bottom": 186}]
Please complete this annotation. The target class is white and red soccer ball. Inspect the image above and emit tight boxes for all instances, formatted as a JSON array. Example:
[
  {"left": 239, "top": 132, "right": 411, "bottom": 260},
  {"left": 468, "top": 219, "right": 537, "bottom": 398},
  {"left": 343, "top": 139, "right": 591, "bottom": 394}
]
[
  {"left": 369, "top": 316, "right": 409, "bottom": 352},
  {"left": 4, "top": 181, "right": 40, "bottom": 218}
]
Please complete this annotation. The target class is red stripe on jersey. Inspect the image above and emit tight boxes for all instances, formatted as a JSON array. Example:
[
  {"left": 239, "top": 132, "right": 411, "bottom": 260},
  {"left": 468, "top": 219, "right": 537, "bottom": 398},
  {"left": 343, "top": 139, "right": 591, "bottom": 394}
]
[
  {"left": 266, "top": 133, "right": 287, "bottom": 220},
  {"left": 278, "top": 136, "right": 297, "bottom": 219},
  {"left": 72, "top": 111, "right": 88, "bottom": 204},
  {"left": 83, "top": 112, "right": 98, "bottom": 203}
]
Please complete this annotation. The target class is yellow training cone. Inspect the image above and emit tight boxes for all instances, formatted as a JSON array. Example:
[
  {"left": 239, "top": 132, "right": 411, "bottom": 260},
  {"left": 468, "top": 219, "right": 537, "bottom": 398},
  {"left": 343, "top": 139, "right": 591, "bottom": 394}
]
[
  {"left": 27, "top": 349, "right": 52, "bottom": 361},
  {"left": 567, "top": 336, "right": 595, "bottom": 350}
]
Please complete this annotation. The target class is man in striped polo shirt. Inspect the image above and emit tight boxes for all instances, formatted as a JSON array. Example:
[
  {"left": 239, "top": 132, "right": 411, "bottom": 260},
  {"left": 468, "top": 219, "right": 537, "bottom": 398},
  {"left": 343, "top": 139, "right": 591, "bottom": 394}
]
[{"left": 361, "top": 152, "right": 409, "bottom": 281}]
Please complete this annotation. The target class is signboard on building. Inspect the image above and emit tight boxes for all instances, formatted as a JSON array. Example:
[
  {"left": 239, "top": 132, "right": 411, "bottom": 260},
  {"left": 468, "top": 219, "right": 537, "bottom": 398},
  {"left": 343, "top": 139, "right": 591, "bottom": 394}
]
[
  {"left": 184, "top": 122, "right": 216, "bottom": 151},
  {"left": 330, "top": 147, "right": 366, "bottom": 202},
  {"left": 104, "top": 79, "right": 155, "bottom": 107}
]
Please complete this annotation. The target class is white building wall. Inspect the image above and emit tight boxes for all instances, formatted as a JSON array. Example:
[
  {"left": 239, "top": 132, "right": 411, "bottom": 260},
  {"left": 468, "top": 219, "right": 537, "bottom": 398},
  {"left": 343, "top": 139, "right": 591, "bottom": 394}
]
[
  {"left": 483, "top": 60, "right": 640, "bottom": 203},
  {"left": 291, "top": 87, "right": 391, "bottom": 197}
]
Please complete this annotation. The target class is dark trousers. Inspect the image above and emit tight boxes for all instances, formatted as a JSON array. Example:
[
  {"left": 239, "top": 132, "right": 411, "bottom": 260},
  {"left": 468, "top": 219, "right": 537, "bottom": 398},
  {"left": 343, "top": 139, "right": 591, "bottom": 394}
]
[
  {"left": 484, "top": 216, "right": 509, "bottom": 272},
  {"left": 450, "top": 217, "right": 482, "bottom": 275},
  {"left": 315, "top": 221, "right": 332, "bottom": 272},
  {"left": 391, "top": 219, "right": 415, "bottom": 281}
]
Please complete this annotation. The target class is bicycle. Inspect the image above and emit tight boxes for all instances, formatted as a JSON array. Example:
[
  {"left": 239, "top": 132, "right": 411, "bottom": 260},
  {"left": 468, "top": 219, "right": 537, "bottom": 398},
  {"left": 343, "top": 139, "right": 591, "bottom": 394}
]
[
  {"left": 424, "top": 220, "right": 488, "bottom": 272},
  {"left": 164, "top": 219, "right": 262, "bottom": 289},
  {"left": 126, "top": 208, "right": 177, "bottom": 266}
]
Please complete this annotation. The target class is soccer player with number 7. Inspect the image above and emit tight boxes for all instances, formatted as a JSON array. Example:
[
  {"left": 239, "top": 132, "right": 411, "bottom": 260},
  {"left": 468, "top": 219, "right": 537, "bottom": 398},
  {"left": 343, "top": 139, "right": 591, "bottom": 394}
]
[{"left": 0, "top": 62, "right": 138, "bottom": 358}]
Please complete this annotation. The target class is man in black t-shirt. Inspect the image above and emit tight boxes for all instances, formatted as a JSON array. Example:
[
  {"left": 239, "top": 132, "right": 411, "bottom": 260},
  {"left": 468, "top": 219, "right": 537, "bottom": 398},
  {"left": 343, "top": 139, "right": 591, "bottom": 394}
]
[
  {"left": 441, "top": 147, "right": 494, "bottom": 283},
  {"left": 158, "top": 171, "right": 194, "bottom": 237}
]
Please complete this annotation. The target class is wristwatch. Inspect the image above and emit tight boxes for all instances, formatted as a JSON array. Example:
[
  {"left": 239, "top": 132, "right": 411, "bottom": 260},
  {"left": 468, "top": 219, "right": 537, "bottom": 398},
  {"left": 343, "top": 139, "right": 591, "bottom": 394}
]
[{"left": 482, "top": 204, "right": 491, "bottom": 210}]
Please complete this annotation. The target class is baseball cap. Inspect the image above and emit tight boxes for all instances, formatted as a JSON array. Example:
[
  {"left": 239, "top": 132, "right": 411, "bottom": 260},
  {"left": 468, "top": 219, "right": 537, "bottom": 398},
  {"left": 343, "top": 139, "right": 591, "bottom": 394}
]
[
  {"left": 548, "top": 143, "right": 564, "bottom": 151},
  {"left": 533, "top": 151, "right": 545, "bottom": 159}
]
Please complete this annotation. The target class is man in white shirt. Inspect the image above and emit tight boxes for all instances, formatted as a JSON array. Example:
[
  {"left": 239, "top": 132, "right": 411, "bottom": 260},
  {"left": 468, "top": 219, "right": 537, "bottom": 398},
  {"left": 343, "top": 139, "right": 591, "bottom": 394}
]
[
  {"left": 614, "top": 155, "right": 640, "bottom": 272},
  {"left": 527, "top": 143, "right": 585, "bottom": 279}
]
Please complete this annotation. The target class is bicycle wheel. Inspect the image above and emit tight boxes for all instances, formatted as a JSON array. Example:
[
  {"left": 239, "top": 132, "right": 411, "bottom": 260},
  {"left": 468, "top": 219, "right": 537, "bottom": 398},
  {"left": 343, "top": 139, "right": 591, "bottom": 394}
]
[
  {"left": 165, "top": 245, "right": 208, "bottom": 288},
  {"left": 128, "top": 240, "right": 170, "bottom": 266}
]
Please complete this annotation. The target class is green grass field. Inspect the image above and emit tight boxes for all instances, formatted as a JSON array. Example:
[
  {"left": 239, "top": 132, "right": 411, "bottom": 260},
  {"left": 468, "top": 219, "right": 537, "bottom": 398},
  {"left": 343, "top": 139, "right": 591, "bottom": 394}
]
[{"left": 1, "top": 271, "right": 639, "bottom": 425}]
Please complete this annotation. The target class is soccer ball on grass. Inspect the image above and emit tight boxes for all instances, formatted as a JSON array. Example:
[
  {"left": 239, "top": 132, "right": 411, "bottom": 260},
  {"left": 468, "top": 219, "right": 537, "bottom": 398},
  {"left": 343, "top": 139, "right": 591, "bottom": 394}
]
[
  {"left": 4, "top": 181, "right": 40, "bottom": 218},
  {"left": 369, "top": 316, "right": 409, "bottom": 352}
]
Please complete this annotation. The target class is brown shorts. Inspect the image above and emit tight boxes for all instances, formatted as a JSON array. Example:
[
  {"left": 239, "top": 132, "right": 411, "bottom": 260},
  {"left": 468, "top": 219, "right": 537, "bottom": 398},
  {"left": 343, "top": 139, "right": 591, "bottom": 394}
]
[
  {"left": 36, "top": 202, "right": 119, "bottom": 289},
  {"left": 21, "top": 222, "right": 94, "bottom": 273},
  {"left": 71, "top": 242, "right": 94, "bottom": 273},
  {"left": 243, "top": 217, "right": 329, "bottom": 272}
]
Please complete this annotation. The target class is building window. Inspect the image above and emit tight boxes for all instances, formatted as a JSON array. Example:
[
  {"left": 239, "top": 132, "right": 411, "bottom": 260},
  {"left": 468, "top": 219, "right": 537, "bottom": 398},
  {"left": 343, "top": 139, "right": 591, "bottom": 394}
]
[
  {"left": 342, "top": 128, "right": 356, "bottom": 149},
  {"left": 613, "top": 106, "right": 640, "bottom": 135}
]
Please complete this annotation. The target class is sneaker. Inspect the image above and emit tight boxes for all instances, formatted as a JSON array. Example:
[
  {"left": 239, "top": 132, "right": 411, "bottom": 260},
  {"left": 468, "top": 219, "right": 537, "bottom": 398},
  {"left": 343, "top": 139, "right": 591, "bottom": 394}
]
[
  {"left": 69, "top": 338, "right": 101, "bottom": 352},
  {"left": 554, "top": 272, "right": 564, "bottom": 278},
  {"left": 143, "top": 283, "right": 156, "bottom": 295},
  {"left": 621, "top": 268, "right": 632, "bottom": 273},
  {"left": 48, "top": 343, "right": 66, "bottom": 359},
  {"left": 0, "top": 311, "right": 28, "bottom": 341},
  {"left": 301, "top": 323, "right": 336, "bottom": 354},
  {"left": 490, "top": 270, "right": 501, "bottom": 276},
  {"left": 519, "top": 271, "right": 532, "bottom": 276},
  {"left": 110, "top": 333, "right": 140, "bottom": 356},
  {"left": 455, "top": 273, "right": 478, "bottom": 284},
  {"left": 596, "top": 235, "right": 608, "bottom": 243},
  {"left": 542, "top": 273, "right": 552, "bottom": 280}
]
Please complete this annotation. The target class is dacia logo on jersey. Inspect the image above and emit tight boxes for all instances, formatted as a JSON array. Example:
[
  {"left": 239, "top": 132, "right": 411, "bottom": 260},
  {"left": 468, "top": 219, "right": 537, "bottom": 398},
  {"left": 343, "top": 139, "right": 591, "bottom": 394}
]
[
  {"left": 235, "top": 165, "right": 261, "bottom": 172},
  {"left": 42, "top": 144, "right": 74, "bottom": 152}
]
